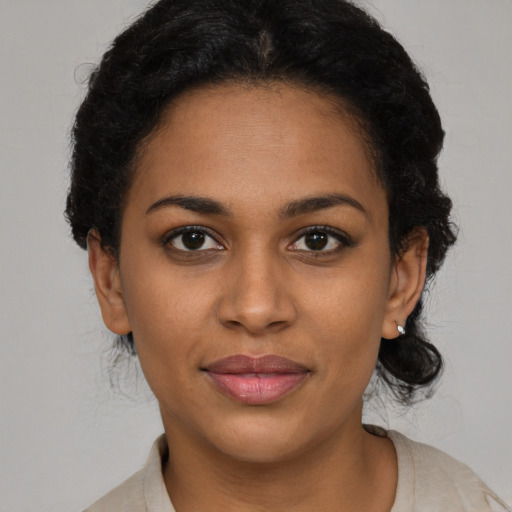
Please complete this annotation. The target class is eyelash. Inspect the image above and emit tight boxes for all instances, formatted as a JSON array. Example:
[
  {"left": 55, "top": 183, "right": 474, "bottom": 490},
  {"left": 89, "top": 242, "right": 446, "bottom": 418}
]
[
  {"left": 162, "top": 225, "right": 354, "bottom": 254},
  {"left": 289, "top": 226, "right": 354, "bottom": 254},
  {"left": 162, "top": 225, "right": 224, "bottom": 252}
]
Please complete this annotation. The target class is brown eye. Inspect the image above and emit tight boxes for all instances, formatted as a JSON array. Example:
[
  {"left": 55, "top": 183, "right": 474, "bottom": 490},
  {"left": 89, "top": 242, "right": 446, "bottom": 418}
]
[
  {"left": 289, "top": 227, "right": 352, "bottom": 253},
  {"left": 304, "top": 232, "right": 328, "bottom": 250},
  {"left": 167, "top": 228, "right": 223, "bottom": 252},
  {"left": 181, "top": 231, "right": 206, "bottom": 250}
]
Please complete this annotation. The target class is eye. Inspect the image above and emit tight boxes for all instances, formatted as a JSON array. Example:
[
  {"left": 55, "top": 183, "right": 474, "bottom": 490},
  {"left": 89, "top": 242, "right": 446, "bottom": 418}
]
[
  {"left": 289, "top": 227, "right": 352, "bottom": 252},
  {"left": 165, "top": 227, "right": 224, "bottom": 251}
]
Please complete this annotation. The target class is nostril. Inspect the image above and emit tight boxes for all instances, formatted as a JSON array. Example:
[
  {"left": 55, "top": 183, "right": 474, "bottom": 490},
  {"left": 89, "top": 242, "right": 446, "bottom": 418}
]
[
  {"left": 225, "top": 320, "right": 243, "bottom": 328},
  {"left": 216, "top": 276, "right": 298, "bottom": 334},
  {"left": 268, "top": 320, "right": 288, "bottom": 330},
  {"left": 221, "top": 317, "right": 291, "bottom": 335}
]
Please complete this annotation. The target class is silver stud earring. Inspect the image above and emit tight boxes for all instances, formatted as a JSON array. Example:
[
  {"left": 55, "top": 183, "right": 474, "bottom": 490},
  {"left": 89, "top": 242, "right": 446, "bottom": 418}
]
[{"left": 397, "top": 324, "right": 406, "bottom": 336}]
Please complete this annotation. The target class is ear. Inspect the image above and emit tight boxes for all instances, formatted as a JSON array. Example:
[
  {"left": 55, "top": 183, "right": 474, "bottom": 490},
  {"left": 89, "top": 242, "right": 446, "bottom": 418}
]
[
  {"left": 381, "top": 227, "right": 429, "bottom": 340},
  {"left": 87, "top": 230, "right": 131, "bottom": 335}
]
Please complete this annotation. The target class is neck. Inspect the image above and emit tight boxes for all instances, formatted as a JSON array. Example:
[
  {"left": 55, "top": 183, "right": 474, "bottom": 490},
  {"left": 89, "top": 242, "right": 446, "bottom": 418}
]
[{"left": 161, "top": 407, "right": 397, "bottom": 512}]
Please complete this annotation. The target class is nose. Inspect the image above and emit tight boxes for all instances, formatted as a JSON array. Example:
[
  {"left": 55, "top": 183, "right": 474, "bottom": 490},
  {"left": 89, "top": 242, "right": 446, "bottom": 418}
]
[{"left": 217, "top": 248, "right": 297, "bottom": 336}]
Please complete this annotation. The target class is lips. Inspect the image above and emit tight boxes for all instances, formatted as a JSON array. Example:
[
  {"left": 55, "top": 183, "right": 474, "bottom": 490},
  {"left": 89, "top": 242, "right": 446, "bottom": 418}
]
[{"left": 203, "top": 355, "right": 310, "bottom": 405}]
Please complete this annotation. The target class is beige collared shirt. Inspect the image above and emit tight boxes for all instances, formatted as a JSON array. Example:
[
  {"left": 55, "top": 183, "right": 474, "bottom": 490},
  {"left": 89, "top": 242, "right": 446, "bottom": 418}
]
[{"left": 84, "top": 428, "right": 510, "bottom": 512}]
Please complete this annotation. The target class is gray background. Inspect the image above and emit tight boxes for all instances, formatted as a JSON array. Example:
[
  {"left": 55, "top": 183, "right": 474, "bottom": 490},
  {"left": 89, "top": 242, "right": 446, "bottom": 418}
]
[{"left": 1, "top": 0, "right": 511, "bottom": 509}]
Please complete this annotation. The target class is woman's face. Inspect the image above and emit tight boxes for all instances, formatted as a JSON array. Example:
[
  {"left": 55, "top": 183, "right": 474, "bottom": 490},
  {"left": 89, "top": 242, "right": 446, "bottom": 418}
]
[{"left": 93, "top": 83, "right": 413, "bottom": 463}]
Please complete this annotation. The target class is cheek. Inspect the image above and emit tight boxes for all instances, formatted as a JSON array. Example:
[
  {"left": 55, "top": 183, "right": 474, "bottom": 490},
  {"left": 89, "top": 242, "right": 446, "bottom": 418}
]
[
  {"left": 119, "top": 263, "right": 218, "bottom": 377},
  {"left": 304, "top": 263, "right": 390, "bottom": 338},
  {"left": 300, "top": 258, "right": 391, "bottom": 377},
  {"left": 121, "top": 255, "right": 214, "bottom": 330},
  {"left": 122, "top": 281, "right": 211, "bottom": 413}
]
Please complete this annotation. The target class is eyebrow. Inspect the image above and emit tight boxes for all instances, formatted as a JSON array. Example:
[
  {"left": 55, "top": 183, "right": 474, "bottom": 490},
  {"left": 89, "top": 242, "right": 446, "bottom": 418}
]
[
  {"left": 146, "top": 195, "right": 230, "bottom": 216},
  {"left": 280, "top": 194, "right": 368, "bottom": 218},
  {"left": 145, "top": 193, "right": 367, "bottom": 218}
]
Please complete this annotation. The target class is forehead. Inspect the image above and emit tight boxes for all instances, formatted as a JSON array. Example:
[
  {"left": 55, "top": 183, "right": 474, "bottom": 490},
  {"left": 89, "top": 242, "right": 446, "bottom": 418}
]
[{"left": 129, "top": 82, "right": 386, "bottom": 217}]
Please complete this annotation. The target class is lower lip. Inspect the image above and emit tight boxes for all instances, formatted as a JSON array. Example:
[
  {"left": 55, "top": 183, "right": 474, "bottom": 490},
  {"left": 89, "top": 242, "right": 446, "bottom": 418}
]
[{"left": 206, "top": 372, "right": 309, "bottom": 405}]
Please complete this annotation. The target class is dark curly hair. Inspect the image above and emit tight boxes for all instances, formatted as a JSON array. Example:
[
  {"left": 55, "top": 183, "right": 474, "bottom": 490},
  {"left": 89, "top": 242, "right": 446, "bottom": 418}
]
[{"left": 66, "top": 0, "right": 457, "bottom": 404}]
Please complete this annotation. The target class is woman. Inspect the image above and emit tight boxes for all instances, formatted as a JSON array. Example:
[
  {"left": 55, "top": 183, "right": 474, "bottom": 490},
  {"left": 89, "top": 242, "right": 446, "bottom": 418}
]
[{"left": 66, "top": 0, "right": 510, "bottom": 510}]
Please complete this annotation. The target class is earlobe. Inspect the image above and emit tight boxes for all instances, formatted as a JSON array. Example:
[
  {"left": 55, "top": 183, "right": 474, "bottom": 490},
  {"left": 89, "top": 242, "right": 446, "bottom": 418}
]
[
  {"left": 87, "top": 230, "right": 131, "bottom": 335},
  {"left": 381, "top": 228, "right": 429, "bottom": 340}
]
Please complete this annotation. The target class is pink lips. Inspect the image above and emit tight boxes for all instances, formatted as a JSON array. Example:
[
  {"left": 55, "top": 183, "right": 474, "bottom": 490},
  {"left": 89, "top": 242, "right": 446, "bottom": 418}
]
[{"left": 204, "top": 355, "right": 310, "bottom": 405}]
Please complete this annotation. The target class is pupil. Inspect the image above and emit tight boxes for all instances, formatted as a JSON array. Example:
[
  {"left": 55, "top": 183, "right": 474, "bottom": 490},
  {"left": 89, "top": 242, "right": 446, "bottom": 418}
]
[
  {"left": 305, "top": 232, "right": 328, "bottom": 250},
  {"left": 182, "top": 231, "right": 205, "bottom": 250}
]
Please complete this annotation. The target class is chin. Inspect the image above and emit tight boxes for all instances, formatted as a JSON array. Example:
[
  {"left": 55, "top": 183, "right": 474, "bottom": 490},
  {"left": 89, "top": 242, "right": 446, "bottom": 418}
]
[
  {"left": 220, "top": 437, "right": 303, "bottom": 465},
  {"left": 204, "top": 414, "right": 317, "bottom": 465}
]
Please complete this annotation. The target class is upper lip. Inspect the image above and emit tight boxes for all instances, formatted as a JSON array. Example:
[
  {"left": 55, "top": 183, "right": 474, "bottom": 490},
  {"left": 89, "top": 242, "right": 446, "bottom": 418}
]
[{"left": 204, "top": 354, "right": 309, "bottom": 374}]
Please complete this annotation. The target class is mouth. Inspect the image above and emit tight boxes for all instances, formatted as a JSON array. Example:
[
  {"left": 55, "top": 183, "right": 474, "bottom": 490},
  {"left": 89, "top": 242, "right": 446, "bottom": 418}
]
[{"left": 202, "top": 354, "right": 311, "bottom": 405}]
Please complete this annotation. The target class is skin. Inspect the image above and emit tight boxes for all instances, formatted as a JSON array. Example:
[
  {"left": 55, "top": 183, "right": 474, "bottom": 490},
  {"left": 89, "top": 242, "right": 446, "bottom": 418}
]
[{"left": 89, "top": 83, "right": 429, "bottom": 511}]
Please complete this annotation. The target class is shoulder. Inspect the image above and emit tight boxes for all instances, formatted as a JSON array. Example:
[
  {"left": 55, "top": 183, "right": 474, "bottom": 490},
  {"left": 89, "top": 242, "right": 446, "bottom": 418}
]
[
  {"left": 83, "top": 469, "right": 146, "bottom": 512},
  {"left": 387, "top": 429, "right": 510, "bottom": 512},
  {"left": 83, "top": 435, "right": 174, "bottom": 512}
]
